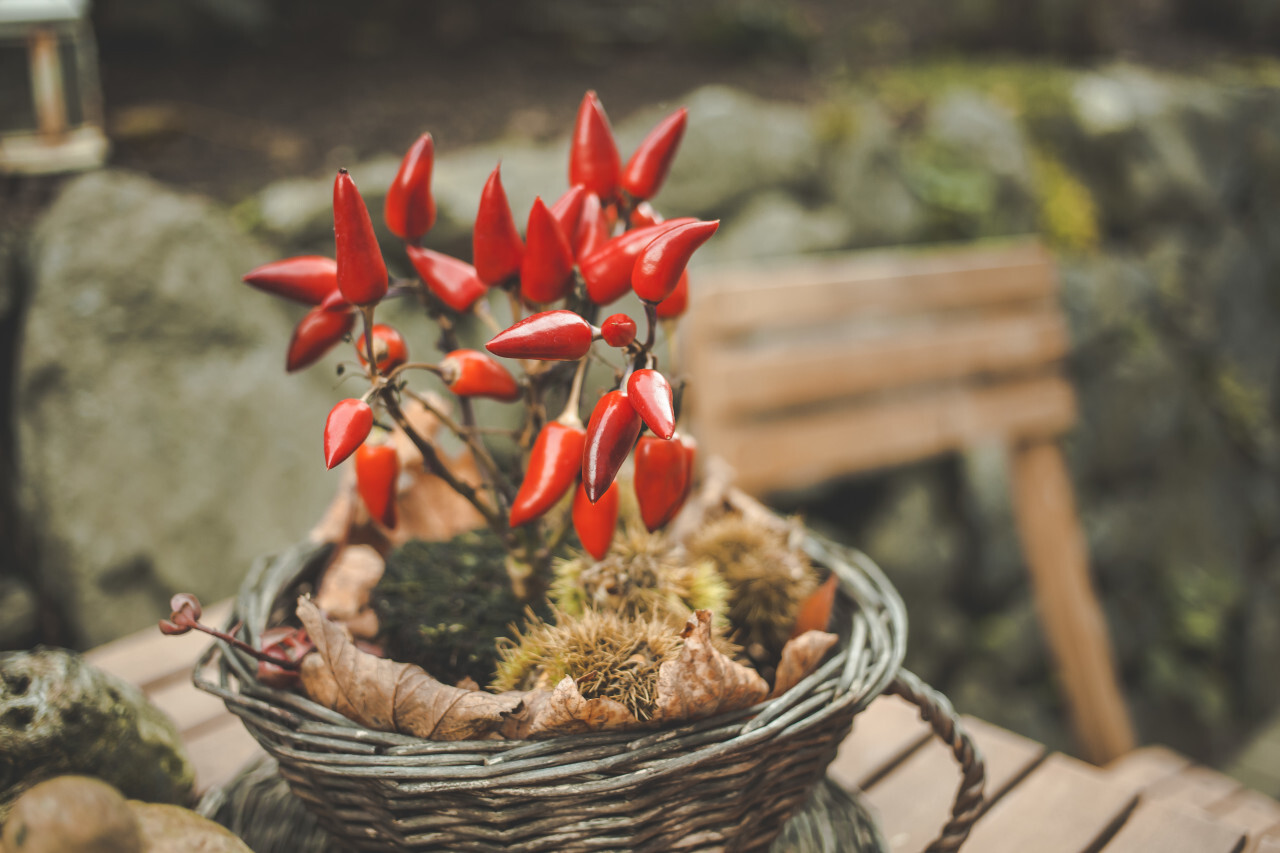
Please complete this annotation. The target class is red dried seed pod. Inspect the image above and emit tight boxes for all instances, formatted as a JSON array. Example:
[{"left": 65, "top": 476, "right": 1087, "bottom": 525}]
[
  {"left": 242, "top": 255, "right": 338, "bottom": 305},
  {"left": 579, "top": 218, "right": 695, "bottom": 305},
  {"left": 632, "top": 219, "right": 719, "bottom": 304},
  {"left": 440, "top": 349, "right": 522, "bottom": 401},
  {"left": 600, "top": 314, "right": 636, "bottom": 348},
  {"left": 633, "top": 435, "right": 692, "bottom": 531},
  {"left": 406, "top": 246, "right": 488, "bottom": 313},
  {"left": 573, "top": 480, "right": 618, "bottom": 560},
  {"left": 286, "top": 299, "right": 356, "bottom": 373},
  {"left": 473, "top": 165, "right": 525, "bottom": 285},
  {"left": 626, "top": 369, "right": 675, "bottom": 439},
  {"left": 654, "top": 269, "right": 689, "bottom": 319},
  {"left": 550, "top": 184, "right": 588, "bottom": 238},
  {"left": 573, "top": 192, "right": 609, "bottom": 260},
  {"left": 509, "top": 421, "right": 587, "bottom": 527},
  {"left": 384, "top": 132, "right": 436, "bottom": 242},
  {"left": 355, "top": 323, "right": 409, "bottom": 374},
  {"left": 582, "top": 390, "right": 642, "bottom": 503},
  {"left": 520, "top": 197, "right": 576, "bottom": 305},
  {"left": 486, "top": 309, "right": 594, "bottom": 361},
  {"left": 333, "top": 170, "right": 389, "bottom": 306},
  {"left": 620, "top": 107, "right": 688, "bottom": 202},
  {"left": 324, "top": 398, "right": 373, "bottom": 469},
  {"left": 569, "top": 91, "right": 621, "bottom": 201},
  {"left": 355, "top": 442, "right": 399, "bottom": 528}
]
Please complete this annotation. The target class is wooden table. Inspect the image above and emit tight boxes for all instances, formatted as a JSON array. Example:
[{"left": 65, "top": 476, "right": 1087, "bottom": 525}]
[{"left": 86, "top": 604, "right": 1280, "bottom": 852}]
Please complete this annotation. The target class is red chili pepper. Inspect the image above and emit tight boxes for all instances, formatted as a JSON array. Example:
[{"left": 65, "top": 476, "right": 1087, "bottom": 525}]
[
  {"left": 620, "top": 107, "right": 687, "bottom": 202},
  {"left": 509, "top": 421, "right": 586, "bottom": 527},
  {"left": 569, "top": 91, "right": 621, "bottom": 201},
  {"left": 473, "top": 165, "right": 525, "bottom": 286},
  {"left": 633, "top": 433, "right": 696, "bottom": 531},
  {"left": 333, "top": 170, "right": 388, "bottom": 307},
  {"left": 550, "top": 184, "right": 587, "bottom": 238},
  {"left": 384, "top": 132, "right": 436, "bottom": 242},
  {"left": 599, "top": 313, "right": 636, "bottom": 348},
  {"left": 579, "top": 218, "right": 695, "bottom": 305},
  {"left": 243, "top": 255, "right": 338, "bottom": 305},
  {"left": 355, "top": 323, "right": 409, "bottom": 374},
  {"left": 520, "top": 197, "right": 576, "bottom": 304},
  {"left": 440, "top": 349, "right": 521, "bottom": 401},
  {"left": 626, "top": 369, "right": 675, "bottom": 439},
  {"left": 628, "top": 201, "right": 663, "bottom": 229},
  {"left": 286, "top": 292, "right": 355, "bottom": 373},
  {"left": 632, "top": 219, "right": 719, "bottom": 303},
  {"left": 573, "top": 480, "right": 618, "bottom": 560},
  {"left": 406, "top": 246, "right": 488, "bottom": 313},
  {"left": 654, "top": 270, "right": 689, "bottom": 319},
  {"left": 486, "top": 309, "right": 594, "bottom": 361},
  {"left": 324, "top": 398, "right": 373, "bottom": 469},
  {"left": 356, "top": 442, "right": 399, "bottom": 528},
  {"left": 792, "top": 574, "right": 839, "bottom": 638},
  {"left": 573, "top": 192, "right": 609, "bottom": 260},
  {"left": 582, "top": 390, "right": 642, "bottom": 502}
]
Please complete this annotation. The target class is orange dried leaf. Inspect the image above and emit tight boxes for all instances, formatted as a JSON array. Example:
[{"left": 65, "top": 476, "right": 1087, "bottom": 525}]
[
  {"left": 314, "top": 544, "right": 385, "bottom": 623},
  {"left": 523, "top": 676, "right": 638, "bottom": 738},
  {"left": 769, "top": 630, "right": 839, "bottom": 700},
  {"left": 654, "top": 610, "right": 769, "bottom": 723},
  {"left": 792, "top": 573, "right": 838, "bottom": 638},
  {"left": 297, "top": 597, "right": 519, "bottom": 740}
]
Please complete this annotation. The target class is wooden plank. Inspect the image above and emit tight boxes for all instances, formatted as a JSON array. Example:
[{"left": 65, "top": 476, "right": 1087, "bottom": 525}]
[
  {"left": 185, "top": 714, "right": 265, "bottom": 792},
  {"left": 1146, "top": 765, "right": 1245, "bottom": 812},
  {"left": 1208, "top": 789, "right": 1280, "bottom": 849},
  {"left": 862, "top": 715, "right": 1045, "bottom": 853},
  {"left": 145, "top": 671, "right": 232, "bottom": 736},
  {"left": 961, "top": 753, "right": 1136, "bottom": 853},
  {"left": 1009, "top": 439, "right": 1135, "bottom": 764},
  {"left": 1100, "top": 798, "right": 1245, "bottom": 853},
  {"left": 701, "top": 374, "right": 1076, "bottom": 495},
  {"left": 85, "top": 598, "right": 234, "bottom": 691},
  {"left": 690, "top": 240, "right": 1054, "bottom": 337},
  {"left": 1259, "top": 837, "right": 1280, "bottom": 853},
  {"left": 827, "top": 696, "right": 932, "bottom": 792},
  {"left": 694, "top": 310, "right": 1070, "bottom": 420},
  {"left": 1103, "top": 745, "right": 1191, "bottom": 797}
]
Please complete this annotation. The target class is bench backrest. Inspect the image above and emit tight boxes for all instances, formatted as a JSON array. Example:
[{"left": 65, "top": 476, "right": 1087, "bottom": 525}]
[{"left": 684, "top": 238, "right": 1072, "bottom": 495}]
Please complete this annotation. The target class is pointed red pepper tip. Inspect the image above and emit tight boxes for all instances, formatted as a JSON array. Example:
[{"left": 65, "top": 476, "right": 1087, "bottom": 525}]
[
  {"left": 356, "top": 442, "right": 400, "bottom": 528},
  {"left": 384, "top": 132, "right": 436, "bottom": 242},
  {"left": 242, "top": 256, "right": 338, "bottom": 305},
  {"left": 634, "top": 433, "right": 695, "bottom": 531},
  {"left": 569, "top": 91, "right": 621, "bottom": 201},
  {"left": 620, "top": 106, "right": 688, "bottom": 202},
  {"left": 573, "top": 480, "right": 619, "bottom": 560},
  {"left": 632, "top": 219, "right": 719, "bottom": 304},
  {"left": 509, "top": 421, "right": 587, "bottom": 527},
  {"left": 473, "top": 164, "right": 525, "bottom": 285},
  {"left": 324, "top": 399, "right": 374, "bottom": 469},
  {"left": 286, "top": 302, "right": 355, "bottom": 373},
  {"left": 406, "top": 246, "right": 488, "bottom": 313},
  {"left": 582, "top": 390, "right": 642, "bottom": 503},
  {"left": 520, "top": 196, "right": 576, "bottom": 305},
  {"left": 333, "top": 170, "right": 389, "bottom": 307},
  {"left": 486, "top": 309, "right": 594, "bottom": 361},
  {"left": 626, "top": 369, "right": 676, "bottom": 439}
]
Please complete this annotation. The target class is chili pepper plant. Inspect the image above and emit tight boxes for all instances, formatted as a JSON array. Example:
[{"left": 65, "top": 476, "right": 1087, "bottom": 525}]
[{"left": 167, "top": 92, "right": 839, "bottom": 740}]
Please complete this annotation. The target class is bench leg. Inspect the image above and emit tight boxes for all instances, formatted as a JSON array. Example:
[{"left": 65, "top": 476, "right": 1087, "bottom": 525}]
[{"left": 1009, "top": 437, "right": 1136, "bottom": 764}]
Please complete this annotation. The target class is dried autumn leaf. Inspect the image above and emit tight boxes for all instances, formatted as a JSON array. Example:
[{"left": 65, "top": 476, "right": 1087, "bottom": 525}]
[
  {"left": 296, "top": 597, "right": 519, "bottom": 740},
  {"left": 314, "top": 545, "right": 385, "bottom": 623},
  {"left": 653, "top": 610, "right": 769, "bottom": 724},
  {"left": 769, "top": 630, "right": 839, "bottom": 700},
  {"left": 522, "top": 676, "right": 638, "bottom": 738}
]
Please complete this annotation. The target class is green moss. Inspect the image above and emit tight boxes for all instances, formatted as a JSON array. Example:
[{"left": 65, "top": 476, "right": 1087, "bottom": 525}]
[
  {"left": 856, "top": 59, "right": 1075, "bottom": 125},
  {"left": 1213, "top": 364, "right": 1271, "bottom": 442},
  {"left": 1031, "top": 149, "right": 1099, "bottom": 252},
  {"left": 372, "top": 531, "right": 537, "bottom": 686}
]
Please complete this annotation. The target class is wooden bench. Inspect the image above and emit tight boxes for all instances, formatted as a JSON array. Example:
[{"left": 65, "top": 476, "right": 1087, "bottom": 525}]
[{"left": 685, "top": 238, "right": 1135, "bottom": 764}]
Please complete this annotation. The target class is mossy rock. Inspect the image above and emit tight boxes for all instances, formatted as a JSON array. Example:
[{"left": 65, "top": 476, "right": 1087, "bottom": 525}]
[{"left": 0, "top": 650, "right": 194, "bottom": 824}]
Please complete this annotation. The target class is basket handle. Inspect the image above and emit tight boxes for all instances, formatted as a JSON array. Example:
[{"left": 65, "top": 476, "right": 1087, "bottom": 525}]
[{"left": 885, "top": 669, "right": 986, "bottom": 852}]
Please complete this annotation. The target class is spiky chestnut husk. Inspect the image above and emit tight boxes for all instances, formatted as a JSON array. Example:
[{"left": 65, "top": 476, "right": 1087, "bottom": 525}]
[
  {"left": 685, "top": 514, "right": 818, "bottom": 669},
  {"left": 551, "top": 524, "right": 728, "bottom": 626},
  {"left": 491, "top": 608, "right": 684, "bottom": 721},
  {"left": 371, "top": 531, "right": 539, "bottom": 686}
]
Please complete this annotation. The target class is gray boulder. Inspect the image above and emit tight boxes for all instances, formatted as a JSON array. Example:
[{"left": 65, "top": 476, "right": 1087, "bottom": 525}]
[
  {"left": 19, "top": 170, "right": 339, "bottom": 647},
  {"left": 703, "top": 190, "right": 852, "bottom": 262},
  {"left": 0, "top": 648, "right": 194, "bottom": 822}
]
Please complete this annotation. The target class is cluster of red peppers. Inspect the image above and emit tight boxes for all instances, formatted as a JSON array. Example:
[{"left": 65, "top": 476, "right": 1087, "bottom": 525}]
[{"left": 242, "top": 91, "right": 716, "bottom": 578}]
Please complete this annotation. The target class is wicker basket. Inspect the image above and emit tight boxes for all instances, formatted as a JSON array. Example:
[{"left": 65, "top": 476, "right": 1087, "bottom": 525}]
[{"left": 196, "top": 528, "right": 984, "bottom": 852}]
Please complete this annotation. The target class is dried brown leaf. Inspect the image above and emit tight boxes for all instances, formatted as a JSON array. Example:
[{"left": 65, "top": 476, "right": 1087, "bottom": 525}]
[
  {"left": 523, "top": 676, "right": 639, "bottom": 738},
  {"left": 296, "top": 597, "right": 519, "bottom": 740},
  {"left": 769, "top": 630, "right": 839, "bottom": 700},
  {"left": 314, "top": 544, "right": 384, "bottom": 623},
  {"left": 654, "top": 610, "right": 769, "bottom": 724}
]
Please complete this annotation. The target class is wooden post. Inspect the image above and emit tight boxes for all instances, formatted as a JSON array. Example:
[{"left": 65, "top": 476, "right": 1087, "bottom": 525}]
[{"left": 1009, "top": 437, "right": 1136, "bottom": 764}]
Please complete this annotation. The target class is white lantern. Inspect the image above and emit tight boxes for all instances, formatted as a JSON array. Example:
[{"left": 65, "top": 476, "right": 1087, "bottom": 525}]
[{"left": 0, "top": 0, "right": 108, "bottom": 174}]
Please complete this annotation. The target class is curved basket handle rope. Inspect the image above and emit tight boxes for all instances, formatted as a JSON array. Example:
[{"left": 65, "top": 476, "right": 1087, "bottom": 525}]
[{"left": 887, "top": 669, "right": 986, "bottom": 852}]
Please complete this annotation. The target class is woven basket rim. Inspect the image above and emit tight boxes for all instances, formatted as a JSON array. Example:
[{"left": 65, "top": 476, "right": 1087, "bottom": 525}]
[{"left": 197, "top": 526, "right": 907, "bottom": 758}]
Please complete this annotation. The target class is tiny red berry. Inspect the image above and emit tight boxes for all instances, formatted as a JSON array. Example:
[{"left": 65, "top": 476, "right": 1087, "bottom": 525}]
[{"left": 600, "top": 314, "right": 636, "bottom": 348}]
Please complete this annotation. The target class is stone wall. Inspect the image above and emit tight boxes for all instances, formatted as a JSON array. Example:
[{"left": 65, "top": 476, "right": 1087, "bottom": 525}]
[{"left": 6, "top": 62, "right": 1279, "bottom": 764}]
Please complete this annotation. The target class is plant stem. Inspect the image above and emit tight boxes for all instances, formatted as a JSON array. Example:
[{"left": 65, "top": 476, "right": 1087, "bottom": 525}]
[{"left": 402, "top": 387, "right": 513, "bottom": 505}]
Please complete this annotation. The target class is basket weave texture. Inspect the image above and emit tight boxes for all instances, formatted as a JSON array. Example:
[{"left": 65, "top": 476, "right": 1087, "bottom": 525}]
[{"left": 197, "top": 531, "right": 908, "bottom": 853}]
